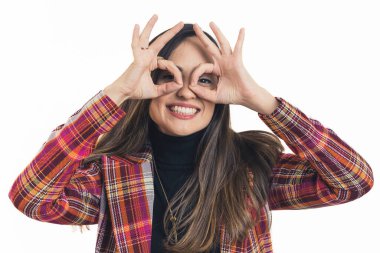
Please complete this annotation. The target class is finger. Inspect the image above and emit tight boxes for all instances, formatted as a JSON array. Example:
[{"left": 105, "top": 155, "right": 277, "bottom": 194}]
[
  {"left": 188, "top": 84, "right": 217, "bottom": 103},
  {"left": 157, "top": 59, "right": 183, "bottom": 85},
  {"left": 139, "top": 14, "right": 159, "bottom": 47},
  {"left": 131, "top": 24, "right": 140, "bottom": 48},
  {"left": 149, "top": 21, "right": 184, "bottom": 53},
  {"left": 193, "top": 23, "right": 221, "bottom": 59},
  {"left": 155, "top": 82, "right": 183, "bottom": 97},
  {"left": 190, "top": 63, "right": 216, "bottom": 85},
  {"left": 209, "top": 22, "right": 232, "bottom": 55},
  {"left": 233, "top": 27, "right": 245, "bottom": 56}
]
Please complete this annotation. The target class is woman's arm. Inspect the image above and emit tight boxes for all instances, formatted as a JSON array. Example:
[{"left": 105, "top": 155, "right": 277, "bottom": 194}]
[
  {"left": 8, "top": 90, "right": 126, "bottom": 224},
  {"left": 258, "top": 97, "right": 374, "bottom": 210},
  {"left": 189, "top": 22, "right": 374, "bottom": 209},
  {"left": 9, "top": 15, "right": 185, "bottom": 225}
]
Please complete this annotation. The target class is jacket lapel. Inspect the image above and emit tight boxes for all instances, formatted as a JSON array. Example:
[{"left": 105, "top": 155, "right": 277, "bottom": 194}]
[{"left": 102, "top": 151, "right": 155, "bottom": 253}]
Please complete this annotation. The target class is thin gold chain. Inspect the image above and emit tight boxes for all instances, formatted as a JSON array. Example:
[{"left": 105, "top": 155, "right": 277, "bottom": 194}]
[{"left": 151, "top": 155, "right": 178, "bottom": 243}]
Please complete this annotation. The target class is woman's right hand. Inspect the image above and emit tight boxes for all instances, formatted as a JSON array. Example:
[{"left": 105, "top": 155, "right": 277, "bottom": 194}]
[{"left": 104, "top": 15, "right": 184, "bottom": 103}]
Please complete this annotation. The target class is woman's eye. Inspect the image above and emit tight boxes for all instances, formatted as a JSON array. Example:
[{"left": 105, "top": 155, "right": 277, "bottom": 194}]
[
  {"left": 160, "top": 74, "right": 174, "bottom": 80},
  {"left": 198, "top": 75, "right": 218, "bottom": 86},
  {"left": 198, "top": 78, "right": 212, "bottom": 84}
]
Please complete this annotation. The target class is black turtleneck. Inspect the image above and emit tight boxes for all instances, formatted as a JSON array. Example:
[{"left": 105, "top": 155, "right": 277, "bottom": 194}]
[{"left": 148, "top": 119, "right": 220, "bottom": 253}]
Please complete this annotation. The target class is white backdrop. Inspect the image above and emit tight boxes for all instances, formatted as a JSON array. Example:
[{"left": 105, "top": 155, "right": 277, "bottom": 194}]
[{"left": 1, "top": 0, "right": 379, "bottom": 252}]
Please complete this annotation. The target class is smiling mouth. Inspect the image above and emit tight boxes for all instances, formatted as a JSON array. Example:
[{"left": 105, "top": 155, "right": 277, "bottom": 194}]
[{"left": 167, "top": 105, "right": 200, "bottom": 116}]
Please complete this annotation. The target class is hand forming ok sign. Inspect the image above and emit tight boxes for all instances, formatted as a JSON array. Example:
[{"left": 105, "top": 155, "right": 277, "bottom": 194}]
[
  {"left": 189, "top": 22, "right": 267, "bottom": 110},
  {"left": 107, "top": 15, "right": 184, "bottom": 100}
]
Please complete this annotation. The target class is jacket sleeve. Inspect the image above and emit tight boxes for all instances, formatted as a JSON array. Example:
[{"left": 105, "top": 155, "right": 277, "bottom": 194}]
[
  {"left": 258, "top": 97, "right": 374, "bottom": 210},
  {"left": 8, "top": 90, "right": 127, "bottom": 224}
]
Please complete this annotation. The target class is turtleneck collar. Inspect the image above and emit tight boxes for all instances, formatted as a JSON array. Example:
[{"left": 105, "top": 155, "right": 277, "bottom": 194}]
[{"left": 148, "top": 118, "right": 207, "bottom": 167}]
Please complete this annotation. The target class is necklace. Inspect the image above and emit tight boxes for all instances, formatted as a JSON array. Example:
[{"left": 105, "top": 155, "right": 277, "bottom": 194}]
[{"left": 151, "top": 154, "right": 179, "bottom": 243}]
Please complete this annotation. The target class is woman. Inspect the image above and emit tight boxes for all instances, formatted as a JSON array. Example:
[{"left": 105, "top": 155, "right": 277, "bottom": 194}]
[{"left": 8, "top": 14, "right": 374, "bottom": 253}]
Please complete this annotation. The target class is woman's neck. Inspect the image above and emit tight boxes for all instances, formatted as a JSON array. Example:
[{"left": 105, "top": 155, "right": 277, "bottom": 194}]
[{"left": 148, "top": 118, "right": 206, "bottom": 166}]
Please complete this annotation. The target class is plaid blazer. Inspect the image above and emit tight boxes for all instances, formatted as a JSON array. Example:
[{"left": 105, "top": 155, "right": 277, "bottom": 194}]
[{"left": 9, "top": 90, "right": 374, "bottom": 253}]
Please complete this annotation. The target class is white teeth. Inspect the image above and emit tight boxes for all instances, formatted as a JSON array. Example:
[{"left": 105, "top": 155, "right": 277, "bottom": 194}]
[{"left": 169, "top": 106, "right": 197, "bottom": 115}]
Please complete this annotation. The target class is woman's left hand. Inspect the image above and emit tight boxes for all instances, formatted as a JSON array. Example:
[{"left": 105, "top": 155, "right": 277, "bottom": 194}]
[{"left": 190, "top": 22, "right": 278, "bottom": 114}]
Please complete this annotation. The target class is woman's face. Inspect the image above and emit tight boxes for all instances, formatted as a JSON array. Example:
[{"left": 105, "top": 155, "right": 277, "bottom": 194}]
[{"left": 149, "top": 36, "right": 217, "bottom": 136}]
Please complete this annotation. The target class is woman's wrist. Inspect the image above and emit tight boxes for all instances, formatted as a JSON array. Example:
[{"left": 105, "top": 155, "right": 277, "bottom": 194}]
[
  {"left": 243, "top": 86, "right": 279, "bottom": 115},
  {"left": 103, "top": 84, "right": 130, "bottom": 107}
]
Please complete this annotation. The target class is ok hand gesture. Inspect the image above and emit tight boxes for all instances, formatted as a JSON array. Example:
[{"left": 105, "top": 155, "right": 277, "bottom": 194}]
[
  {"left": 106, "top": 15, "right": 184, "bottom": 101},
  {"left": 189, "top": 22, "right": 278, "bottom": 114}
]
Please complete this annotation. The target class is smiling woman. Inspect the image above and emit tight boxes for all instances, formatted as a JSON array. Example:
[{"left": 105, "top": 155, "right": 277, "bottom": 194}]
[
  {"left": 149, "top": 37, "right": 216, "bottom": 136},
  {"left": 8, "top": 14, "right": 374, "bottom": 253}
]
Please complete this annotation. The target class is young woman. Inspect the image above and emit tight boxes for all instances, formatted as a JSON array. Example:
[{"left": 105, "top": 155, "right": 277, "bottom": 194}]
[{"left": 9, "top": 14, "right": 374, "bottom": 253}]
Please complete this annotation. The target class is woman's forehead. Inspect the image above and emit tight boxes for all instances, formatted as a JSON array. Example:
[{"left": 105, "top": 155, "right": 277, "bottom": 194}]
[{"left": 168, "top": 37, "right": 213, "bottom": 65}]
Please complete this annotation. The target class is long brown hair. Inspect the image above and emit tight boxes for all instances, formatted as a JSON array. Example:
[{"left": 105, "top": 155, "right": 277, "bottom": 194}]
[{"left": 80, "top": 24, "right": 284, "bottom": 252}]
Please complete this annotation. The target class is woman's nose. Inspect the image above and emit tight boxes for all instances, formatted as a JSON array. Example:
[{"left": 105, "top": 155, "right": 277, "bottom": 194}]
[{"left": 176, "top": 79, "right": 196, "bottom": 99}]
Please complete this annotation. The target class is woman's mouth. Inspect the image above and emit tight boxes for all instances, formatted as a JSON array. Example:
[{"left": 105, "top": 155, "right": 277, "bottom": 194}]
[{"left": 167, "top": 105, "right": 200, "bottom": 119}]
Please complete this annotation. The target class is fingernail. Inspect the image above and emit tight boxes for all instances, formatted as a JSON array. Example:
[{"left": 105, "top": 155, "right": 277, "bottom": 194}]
[{"left": 175, "top": 21, "right": 184, "bottom": 28}]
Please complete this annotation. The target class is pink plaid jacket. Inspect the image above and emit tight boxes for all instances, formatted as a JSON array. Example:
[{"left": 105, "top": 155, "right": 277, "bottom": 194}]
[{"left": 9, "top": 90, "right": 374, "bottom": 252}]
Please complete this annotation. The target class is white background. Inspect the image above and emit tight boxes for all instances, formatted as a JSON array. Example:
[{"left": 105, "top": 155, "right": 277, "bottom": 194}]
[{"left": 1, "top": 0, "right": 379, "bottom": 252}]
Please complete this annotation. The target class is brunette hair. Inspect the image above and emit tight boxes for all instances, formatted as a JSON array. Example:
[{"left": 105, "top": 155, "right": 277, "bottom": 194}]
[{"left": 81, "top": 24, "right": 284, "bottom": 252}]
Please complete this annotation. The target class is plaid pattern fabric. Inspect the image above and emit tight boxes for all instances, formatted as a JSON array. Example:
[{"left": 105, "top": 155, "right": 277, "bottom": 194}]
[{"left": 9, "top": 90, "right": 374, "bottom": 253}]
